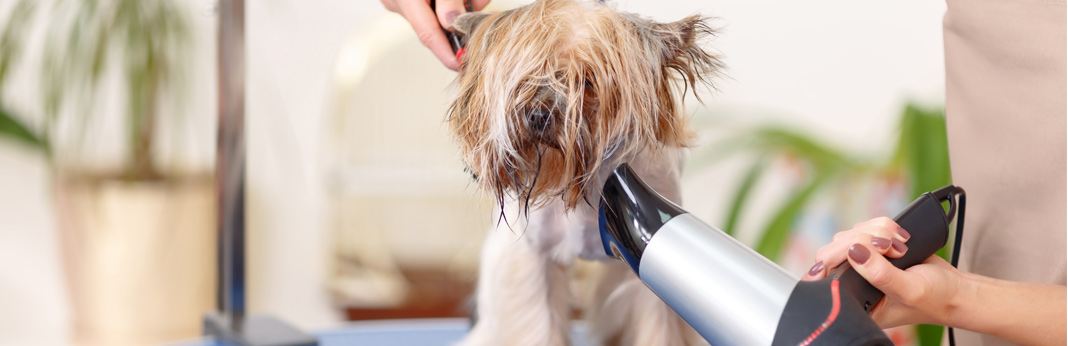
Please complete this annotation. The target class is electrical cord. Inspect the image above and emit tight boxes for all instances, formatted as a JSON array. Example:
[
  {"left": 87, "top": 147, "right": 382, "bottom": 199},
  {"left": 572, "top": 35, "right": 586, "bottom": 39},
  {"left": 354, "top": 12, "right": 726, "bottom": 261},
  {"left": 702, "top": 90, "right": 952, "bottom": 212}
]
[{"left": 947, "top": 188, "right": 967, "bottom": 346}]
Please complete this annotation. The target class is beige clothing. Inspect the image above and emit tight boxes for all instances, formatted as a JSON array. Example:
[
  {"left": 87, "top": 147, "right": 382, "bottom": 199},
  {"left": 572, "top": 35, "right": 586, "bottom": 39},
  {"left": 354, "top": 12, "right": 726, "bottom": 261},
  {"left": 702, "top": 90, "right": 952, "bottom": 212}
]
[{"left": 944, "top": 0, "right": 1067, "bottom": 344}]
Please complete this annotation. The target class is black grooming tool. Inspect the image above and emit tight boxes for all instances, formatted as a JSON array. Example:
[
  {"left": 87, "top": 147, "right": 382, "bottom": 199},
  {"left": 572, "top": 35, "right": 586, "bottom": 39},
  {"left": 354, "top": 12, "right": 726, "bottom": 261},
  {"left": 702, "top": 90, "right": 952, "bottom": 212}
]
[{"left": 429, "top": 0, "right": 473, "bottom": 58}]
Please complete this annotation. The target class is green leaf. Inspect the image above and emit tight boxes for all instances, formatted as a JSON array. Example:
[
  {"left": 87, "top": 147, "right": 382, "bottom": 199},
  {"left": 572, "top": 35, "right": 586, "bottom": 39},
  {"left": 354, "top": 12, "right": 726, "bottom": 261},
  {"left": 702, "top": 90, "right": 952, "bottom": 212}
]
[
  {"left": 0, "top": 0, "right": 36, "bottom": 90},
  {"left": 0, "top": 106, "right": 47, "bottom": 151},
  {"left": 755, "top": 169, "right": 835, "bottom": 261},
  {"left": 894, "top": 103, "right": 952, "bottom": 260},
  {"left": 749, "top": 126, "right": 861, "bottom": 172},
  {"left": 723, "top": 156, "right": 768, "bottom": 236},
  {"left": 916, "top": 324, "right": 944, "bottom": 346},
  {"left": 899, "top": 104, "right": 951, "bottom": 198}
]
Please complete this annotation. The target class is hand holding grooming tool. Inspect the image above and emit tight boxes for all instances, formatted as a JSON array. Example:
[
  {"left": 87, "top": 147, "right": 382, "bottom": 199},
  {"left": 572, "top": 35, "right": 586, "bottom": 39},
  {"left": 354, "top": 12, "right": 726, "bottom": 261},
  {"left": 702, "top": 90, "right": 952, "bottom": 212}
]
[
  {"left": 429, "top": 0, "right": 472, "bottom": 59},
  {"left": 599, "top": 163, "right": 965, "bottom": 345}
]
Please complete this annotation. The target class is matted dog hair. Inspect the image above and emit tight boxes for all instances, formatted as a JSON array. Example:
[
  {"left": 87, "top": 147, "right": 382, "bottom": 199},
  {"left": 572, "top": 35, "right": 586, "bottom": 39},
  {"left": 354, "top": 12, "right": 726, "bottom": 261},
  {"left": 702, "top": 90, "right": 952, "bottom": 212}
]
[{"left": 448, "top": 0, "right": 721, "bottom": 211}]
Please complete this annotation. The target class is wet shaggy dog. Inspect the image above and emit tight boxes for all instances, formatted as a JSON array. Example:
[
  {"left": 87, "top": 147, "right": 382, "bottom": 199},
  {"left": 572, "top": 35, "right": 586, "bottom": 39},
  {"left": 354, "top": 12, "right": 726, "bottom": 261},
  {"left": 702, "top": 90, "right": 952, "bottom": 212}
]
[{"left": 447, "top": 1, "right": 721, "bottom": 344}]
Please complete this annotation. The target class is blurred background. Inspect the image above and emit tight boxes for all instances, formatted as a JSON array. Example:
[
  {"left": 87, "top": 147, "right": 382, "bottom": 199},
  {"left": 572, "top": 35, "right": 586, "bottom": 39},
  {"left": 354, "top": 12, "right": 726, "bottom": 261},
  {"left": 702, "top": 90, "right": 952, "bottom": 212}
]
[{"left": 0, "top": 0, "right": 949, "bottom": 345}]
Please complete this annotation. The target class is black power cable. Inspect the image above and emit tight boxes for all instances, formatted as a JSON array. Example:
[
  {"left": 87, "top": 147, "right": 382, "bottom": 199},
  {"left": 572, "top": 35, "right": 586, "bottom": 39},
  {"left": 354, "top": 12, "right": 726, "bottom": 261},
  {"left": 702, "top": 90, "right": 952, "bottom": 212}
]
[{"left": 946, "top": 188, "right": 967, "bottom": 346}]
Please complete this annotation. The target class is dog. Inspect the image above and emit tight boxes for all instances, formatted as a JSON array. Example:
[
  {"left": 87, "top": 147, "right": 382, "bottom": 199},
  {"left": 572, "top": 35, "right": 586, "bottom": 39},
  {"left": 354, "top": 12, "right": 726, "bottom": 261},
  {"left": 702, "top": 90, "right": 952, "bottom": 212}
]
[{"left": 446, "top": 0, "right": 721, "bottom": 344}]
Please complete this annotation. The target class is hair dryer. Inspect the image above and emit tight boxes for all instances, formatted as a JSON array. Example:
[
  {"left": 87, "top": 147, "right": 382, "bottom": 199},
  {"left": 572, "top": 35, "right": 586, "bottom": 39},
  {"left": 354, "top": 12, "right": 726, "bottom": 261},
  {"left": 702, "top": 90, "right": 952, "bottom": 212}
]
[{"left": 598, "top": 163, "right": 965, "bottom": 345}]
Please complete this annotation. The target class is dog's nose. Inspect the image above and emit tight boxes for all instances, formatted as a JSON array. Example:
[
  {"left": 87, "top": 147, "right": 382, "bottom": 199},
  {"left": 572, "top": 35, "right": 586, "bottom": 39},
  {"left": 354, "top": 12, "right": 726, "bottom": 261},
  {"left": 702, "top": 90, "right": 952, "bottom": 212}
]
[{"left": 529, "top": 107, "right": 552, "bottom": 133}]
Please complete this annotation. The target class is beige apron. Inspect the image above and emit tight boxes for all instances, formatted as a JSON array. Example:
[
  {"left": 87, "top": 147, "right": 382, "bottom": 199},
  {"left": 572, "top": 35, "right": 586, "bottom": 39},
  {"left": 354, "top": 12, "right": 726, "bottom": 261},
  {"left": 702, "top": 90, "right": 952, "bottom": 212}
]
[{"left": 944, "top": 0, "right": 1066, "bottom": 344}]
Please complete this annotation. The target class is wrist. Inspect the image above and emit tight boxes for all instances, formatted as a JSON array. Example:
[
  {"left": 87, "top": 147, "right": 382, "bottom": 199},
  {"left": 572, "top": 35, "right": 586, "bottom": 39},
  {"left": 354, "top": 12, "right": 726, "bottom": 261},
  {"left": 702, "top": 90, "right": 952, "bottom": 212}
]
[
  {"left": 939, "top": 271, "right": 1065, "bottom": 345},
  {"left": 944, "top": 269, "right": 980, "bottom": 328},
  {"left": 947, "top": 271, "right": 1012, "bottom": 335}
]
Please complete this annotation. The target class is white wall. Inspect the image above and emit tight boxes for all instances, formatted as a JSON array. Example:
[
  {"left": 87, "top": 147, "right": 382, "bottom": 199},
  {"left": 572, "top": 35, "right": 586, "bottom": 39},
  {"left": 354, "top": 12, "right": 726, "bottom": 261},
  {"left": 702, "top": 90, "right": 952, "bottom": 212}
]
[
  {"left": 0, "top": 0, "right": 946, "bottom": 341},
  {"left": 244, "top": 0, "right": 376, "bottom": 330}
]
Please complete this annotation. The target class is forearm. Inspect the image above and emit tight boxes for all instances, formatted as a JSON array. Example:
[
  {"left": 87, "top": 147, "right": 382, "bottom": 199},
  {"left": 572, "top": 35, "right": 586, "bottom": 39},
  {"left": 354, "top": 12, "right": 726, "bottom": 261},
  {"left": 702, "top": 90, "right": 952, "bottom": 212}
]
[{"left": 951, "top": 272, "right": 1066, "bottom": 345}]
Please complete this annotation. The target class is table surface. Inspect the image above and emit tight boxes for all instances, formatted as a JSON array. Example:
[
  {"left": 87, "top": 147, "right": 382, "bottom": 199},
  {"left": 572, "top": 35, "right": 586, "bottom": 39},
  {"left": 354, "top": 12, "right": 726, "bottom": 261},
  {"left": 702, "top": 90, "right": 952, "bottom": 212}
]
[{"left": 172, "top": 318, "right": 593, "bottom": 346}]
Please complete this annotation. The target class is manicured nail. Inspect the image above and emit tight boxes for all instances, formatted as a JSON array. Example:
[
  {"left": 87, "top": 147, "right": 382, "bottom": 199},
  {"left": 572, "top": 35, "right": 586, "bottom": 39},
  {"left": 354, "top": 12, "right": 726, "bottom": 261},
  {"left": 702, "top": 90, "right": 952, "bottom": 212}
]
[
  {"left": 892, "top": 238, "right": 908, "bottom": 253},
  {"left": 807, "top": 261, "right": 825, "bottom": 276},
  {"left": 871, "top": 237, "right": 891, "bottom": 250},
  {"left": 897, "top": 227, "right": 911, "bottom": 240},
  {"left": 445, "top": 11, "right": 461, "bottom": 26},
  {"left": 848, "top": 244, "right": 870, "bottom": 264}
]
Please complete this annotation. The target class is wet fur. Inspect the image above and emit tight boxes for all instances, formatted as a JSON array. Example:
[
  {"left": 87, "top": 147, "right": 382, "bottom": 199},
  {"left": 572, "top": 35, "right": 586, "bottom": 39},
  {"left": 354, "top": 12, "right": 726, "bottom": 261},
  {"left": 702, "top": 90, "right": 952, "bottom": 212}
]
[{"left": 446, "top": 1, "right": 720, "bottom": 344}]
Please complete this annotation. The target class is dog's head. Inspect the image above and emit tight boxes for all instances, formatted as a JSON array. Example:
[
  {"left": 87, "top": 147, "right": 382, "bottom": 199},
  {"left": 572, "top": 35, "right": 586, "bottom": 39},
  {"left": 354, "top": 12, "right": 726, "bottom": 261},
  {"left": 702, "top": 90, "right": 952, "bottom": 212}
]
[{"left": 448, "top": 0, "right": 721, "bottom": 210}]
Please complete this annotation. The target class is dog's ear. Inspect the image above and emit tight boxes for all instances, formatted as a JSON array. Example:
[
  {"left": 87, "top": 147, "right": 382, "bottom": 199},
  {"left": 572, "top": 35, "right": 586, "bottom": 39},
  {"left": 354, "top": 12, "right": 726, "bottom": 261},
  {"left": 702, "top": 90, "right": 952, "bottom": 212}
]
[
  {"left": 653, "top": 16, "right": 711, "bottom": 57},
  {"left": 629, "top": 15, "right": 721, "bottom": 148},
  {"left": 452, "top": 12, "right": 490, "bottom": 37},
  {"left": 648, "top": 15, "right": 721, "bottom": 89}
]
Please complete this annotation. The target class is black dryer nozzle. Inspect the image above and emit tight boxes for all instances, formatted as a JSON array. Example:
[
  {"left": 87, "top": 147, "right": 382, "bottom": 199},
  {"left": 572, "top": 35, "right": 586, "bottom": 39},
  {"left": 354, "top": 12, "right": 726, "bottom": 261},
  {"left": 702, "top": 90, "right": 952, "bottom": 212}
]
[{"left": 598, "top": 164, "right": 685, "bottom": 272}]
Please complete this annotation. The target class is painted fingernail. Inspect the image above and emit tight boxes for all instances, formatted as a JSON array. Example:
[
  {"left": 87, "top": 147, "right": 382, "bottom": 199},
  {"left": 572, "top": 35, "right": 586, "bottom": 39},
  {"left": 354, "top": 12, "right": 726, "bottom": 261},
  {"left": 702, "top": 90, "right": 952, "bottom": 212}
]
[
  {"left": 848, "top": 244, "right": 870, "bottom": 264},
  {"left": 445, "top": 11, "right": 461, "bottom": 26},
  {"left": 871, "top": 237, "right": 891, "bottom": 250},
  {"left": 892, "top": 238, "right": 909, "bottom": 253},
  {"left": 897, "top": 227, "right": 911, "bottom": 240},
  {"left": 807, "top": 261, "right": 825, "bottom": 276}
]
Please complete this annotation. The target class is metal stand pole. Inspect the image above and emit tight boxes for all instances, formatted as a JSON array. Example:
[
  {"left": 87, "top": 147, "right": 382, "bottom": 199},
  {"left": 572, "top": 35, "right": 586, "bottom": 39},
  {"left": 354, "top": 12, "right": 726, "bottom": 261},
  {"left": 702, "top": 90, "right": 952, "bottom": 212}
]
[
  {"left": 216, "top": 0, "right": 247, "bottom": 324},
  {"left": 203, "top": 0, "right": 316, "bottom": 344}
]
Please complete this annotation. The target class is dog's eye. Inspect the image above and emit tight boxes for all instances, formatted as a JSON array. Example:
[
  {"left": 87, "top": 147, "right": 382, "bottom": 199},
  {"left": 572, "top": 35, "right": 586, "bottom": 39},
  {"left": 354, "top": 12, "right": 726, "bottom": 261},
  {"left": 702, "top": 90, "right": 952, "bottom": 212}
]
[{"left": 528, "top": 107, "right": 552, "bottom": 133}]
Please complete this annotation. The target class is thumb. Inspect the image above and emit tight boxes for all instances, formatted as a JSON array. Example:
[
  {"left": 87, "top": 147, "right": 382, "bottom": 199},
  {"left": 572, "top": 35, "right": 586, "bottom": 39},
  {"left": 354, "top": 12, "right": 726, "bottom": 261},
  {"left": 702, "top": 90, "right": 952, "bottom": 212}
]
[
  {"left": 434, "top": 0, "right": 467, "bottom": 29},
  {"left": 846, "top": 243, "right": 923, "bottom": 305},
  {"left": 469, "top": 0, "right": 491, "bottom": 11}
]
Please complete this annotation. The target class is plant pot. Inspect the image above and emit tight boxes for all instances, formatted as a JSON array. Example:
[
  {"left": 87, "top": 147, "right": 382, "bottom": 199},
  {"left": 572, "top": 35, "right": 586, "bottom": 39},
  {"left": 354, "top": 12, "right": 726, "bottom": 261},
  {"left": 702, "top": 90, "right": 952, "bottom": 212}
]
[{"left": 54, "top": 173, "right": 216, "bottom": 345}]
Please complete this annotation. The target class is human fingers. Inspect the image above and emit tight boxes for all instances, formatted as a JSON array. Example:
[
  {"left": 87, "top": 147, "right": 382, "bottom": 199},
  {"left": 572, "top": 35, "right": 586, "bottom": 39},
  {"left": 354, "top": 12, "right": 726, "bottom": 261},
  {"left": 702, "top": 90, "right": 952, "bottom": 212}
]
[{"left": 397, "top": 0, "right": 460, "bottom": 70}]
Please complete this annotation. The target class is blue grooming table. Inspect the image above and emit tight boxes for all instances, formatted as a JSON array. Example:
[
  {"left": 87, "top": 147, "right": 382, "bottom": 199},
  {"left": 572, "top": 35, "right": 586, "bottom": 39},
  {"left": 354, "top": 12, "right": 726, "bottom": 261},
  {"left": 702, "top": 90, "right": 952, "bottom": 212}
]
[{"left": 173, "top": 318, "right": 593, "bottom": 346}]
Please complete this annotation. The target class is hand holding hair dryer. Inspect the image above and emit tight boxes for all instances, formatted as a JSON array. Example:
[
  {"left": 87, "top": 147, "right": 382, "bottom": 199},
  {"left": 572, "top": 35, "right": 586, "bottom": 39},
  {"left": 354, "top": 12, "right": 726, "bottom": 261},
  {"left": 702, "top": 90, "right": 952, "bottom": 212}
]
[{"left": 599, "top": 163, "right": 965, "bottom": 346}]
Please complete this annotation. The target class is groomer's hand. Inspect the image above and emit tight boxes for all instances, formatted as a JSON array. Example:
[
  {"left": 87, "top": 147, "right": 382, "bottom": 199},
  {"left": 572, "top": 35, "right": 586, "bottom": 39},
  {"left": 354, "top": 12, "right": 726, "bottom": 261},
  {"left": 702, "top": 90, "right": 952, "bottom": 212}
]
[
  {"left": 380, "top": 0, "right": 491, "bottom": 70},
  {"left": 801, "top": 217, "right": 967, "bottom": 328}
]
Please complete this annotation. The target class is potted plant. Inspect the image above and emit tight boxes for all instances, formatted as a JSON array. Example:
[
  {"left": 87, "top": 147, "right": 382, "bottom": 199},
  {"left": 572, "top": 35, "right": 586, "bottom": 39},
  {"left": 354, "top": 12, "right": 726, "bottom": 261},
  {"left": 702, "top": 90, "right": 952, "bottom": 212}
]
[{"left": 0, "top": 0, "right": 214, "bottom": 344}]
